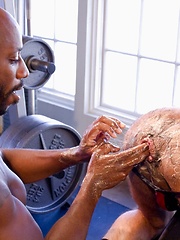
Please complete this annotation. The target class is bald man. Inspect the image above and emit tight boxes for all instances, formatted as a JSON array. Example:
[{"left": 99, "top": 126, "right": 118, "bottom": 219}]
[{"left": 103, "top": 108, "right": 180, "bottom": 240}]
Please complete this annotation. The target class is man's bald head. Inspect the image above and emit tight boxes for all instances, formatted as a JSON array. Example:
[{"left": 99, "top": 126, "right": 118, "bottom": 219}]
[{"left": 0, "top": 8, "right": 21, "bottom": 47}]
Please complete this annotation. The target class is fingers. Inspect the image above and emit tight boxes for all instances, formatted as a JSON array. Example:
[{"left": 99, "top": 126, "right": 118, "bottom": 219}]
[
  {"left": 96, "top": 115, "right": 125, "bottom": 130},
  {"left": 116, "top": 143, "right": 150, "bottom": 167},
  {"left": 123, "top": 143, "right": 149, "bottom": 156},
  {"left": 95, "top": 142, "right": 120, "bottom": 155},
  {"left": 86, "top": 143, "right": 149, "bottom": 192},
  {"left": 86, "top": 143, "right": 149, "bottom": 194},
  {"left": 95, "top": 143, "right": 149, "bottom": 169},
  {"left": 92, "top": 115, "right": 126, "bottom": 140}
]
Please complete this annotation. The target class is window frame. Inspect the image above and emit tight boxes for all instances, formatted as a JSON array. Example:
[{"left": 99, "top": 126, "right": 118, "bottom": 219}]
[
  {"left": 36, "top": 0, "right": 141, "bottom": 134},
  {"left": 17, "top": 0, "right": 149, "bottom": 135},
  {"left": 74, "top": 0, "right": 140, "bottom": 133}
]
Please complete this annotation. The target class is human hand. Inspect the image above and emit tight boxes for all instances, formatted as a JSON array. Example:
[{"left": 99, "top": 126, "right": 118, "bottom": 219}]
[
  {"left": 84, "top": 142, "right": 149, "bottom": 198},
  {"left": 79, "top": 116, "right": 125, "bottom": 159}
]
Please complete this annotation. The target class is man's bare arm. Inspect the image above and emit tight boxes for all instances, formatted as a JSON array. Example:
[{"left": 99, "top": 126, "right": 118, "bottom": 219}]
[
  {"left": 1, "top": 116, "right": 124, "bottom": 183},
  {"left": 45, "top": 143, "right": 149, "bottom": 240}
]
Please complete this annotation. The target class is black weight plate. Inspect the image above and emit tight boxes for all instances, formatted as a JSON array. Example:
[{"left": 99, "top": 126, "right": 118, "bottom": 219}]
[
  {"left": 0, "top": 115, "right": 86, "bottom": 213},
  {"left": 0, "top": 114, "right": 50, "bottom": 148},
  {"left": 22, "top": 36, "right": 55, "bottom": 90}
]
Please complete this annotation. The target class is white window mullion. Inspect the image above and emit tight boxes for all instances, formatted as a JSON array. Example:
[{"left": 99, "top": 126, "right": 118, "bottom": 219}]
[{"left": 173, "top": 10, "right": 180, "bottom": 106}]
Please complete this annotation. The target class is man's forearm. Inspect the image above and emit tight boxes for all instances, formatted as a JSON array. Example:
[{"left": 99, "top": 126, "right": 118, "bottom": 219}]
[
  {"left": 45, "top": 174, "right": 101, "bottom": 240},
  {"left": 1, "top": 147, "right": 86, "bottom": 183}
]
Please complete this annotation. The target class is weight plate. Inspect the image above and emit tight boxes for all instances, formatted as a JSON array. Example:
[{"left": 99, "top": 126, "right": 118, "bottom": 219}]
[
  {"left": 0, "top": 115, "right": 86, "bottom": 213},
  {"left": 21, "top": 36, "right": 56, "bottom": 90}
]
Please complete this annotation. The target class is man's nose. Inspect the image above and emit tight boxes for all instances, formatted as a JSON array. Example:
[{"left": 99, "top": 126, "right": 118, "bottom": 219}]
[{"left": 16, "top": 56, "right": 29, "bottom": 79}]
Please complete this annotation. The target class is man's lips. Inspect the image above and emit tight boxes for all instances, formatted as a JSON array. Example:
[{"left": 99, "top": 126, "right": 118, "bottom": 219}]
[
  {"left": 4, "top": 81, "right": 24, "bottom": 107},
  {"left": 11, "top": 91, "right": 21, "bottom": 104},
  {"left": 13, "top": 82, "right": 23, "bottom": 92},
  {"left": 6, "top": 89, "right": 22, "bottom": 106}
]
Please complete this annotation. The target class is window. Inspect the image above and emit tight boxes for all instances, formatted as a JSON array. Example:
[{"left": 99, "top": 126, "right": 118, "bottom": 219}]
[
  {"left": 30, "top": 0, "right": 78, "bottom": 98},
  {"left": 27, "top": 0, "right": 180, "bottom": 132},
  {"left": 92, "top": 0, "right": 180, "bottom": 121}
]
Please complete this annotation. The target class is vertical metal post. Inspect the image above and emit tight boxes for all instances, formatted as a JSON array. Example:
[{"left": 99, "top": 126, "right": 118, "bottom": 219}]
[{"left": 25, "top": 0, "right": 37, "bottom": 115}]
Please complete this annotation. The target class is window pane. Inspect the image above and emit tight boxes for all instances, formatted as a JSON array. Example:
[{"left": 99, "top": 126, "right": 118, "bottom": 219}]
[
  {"left": 99, "top": 0, "right": 180, "bottom": 119},
  {"left": 55, "top": 0, "right": 78, "bottom": 43},
  {"left": 140, "top": 0, "right": 180, "bottom": 61},
  {"left": 30, "top": 0, "right": 78, "bottom": 97},
  {"left": 53, "top": 42, "right": 76, "bottom": 95},
  {"left": 106, "top": 0, "right": 141, "bottom": 54},
  {"left": 102, "top": 51, "right": 137, "bottom": 112},
  {"left": 136, "top": 59, "right": 175, "bottom": 114},
  {"left": 31, "top": 0, "right": 55, "bottom": 38}
]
